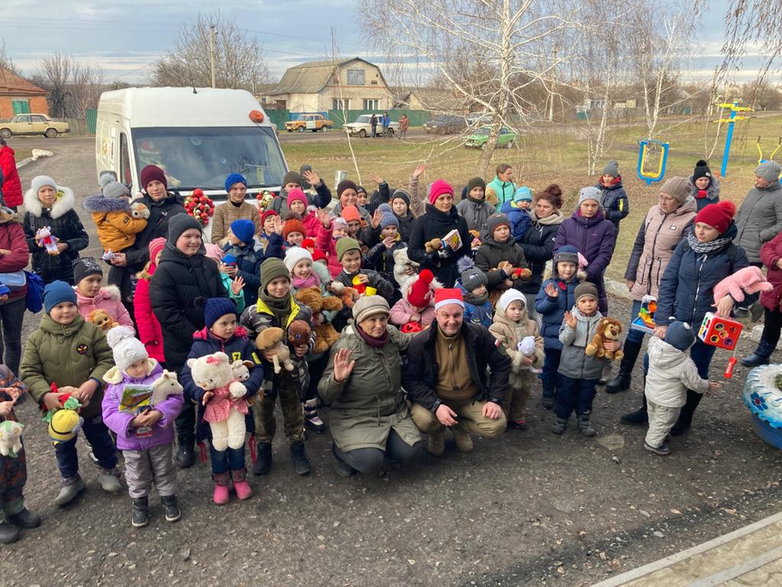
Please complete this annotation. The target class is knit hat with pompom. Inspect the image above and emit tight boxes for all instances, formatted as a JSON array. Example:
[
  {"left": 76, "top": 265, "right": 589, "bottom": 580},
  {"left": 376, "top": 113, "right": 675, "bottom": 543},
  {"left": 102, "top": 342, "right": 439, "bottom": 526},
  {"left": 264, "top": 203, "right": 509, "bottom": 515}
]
[{"left": 106, "top": 326, "right": 149, "bottom": 372}]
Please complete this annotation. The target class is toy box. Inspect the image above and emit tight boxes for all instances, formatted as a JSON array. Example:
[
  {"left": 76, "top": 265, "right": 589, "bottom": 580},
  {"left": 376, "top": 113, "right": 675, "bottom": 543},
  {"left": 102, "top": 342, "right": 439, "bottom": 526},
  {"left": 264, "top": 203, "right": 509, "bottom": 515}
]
[
  {"left": 698, "top": 312, "right": 743, "bottom": 350},
  {"left": 630, "top": 295, "right": 657, "bottom": 334}
]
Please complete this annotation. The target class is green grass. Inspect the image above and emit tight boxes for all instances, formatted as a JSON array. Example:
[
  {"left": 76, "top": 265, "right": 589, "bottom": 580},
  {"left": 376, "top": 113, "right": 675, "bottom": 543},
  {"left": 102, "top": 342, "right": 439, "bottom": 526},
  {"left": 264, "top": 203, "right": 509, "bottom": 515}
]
[{"left": 283, "top": 114, "right": 782, "bottom": 281}]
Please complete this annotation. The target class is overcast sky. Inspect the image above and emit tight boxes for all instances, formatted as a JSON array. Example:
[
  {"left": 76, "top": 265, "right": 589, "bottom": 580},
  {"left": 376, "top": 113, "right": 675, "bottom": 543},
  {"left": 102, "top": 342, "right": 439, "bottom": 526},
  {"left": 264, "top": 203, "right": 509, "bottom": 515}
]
[{"left": 0, "top": 0, "right": 771, "bottom": 84}]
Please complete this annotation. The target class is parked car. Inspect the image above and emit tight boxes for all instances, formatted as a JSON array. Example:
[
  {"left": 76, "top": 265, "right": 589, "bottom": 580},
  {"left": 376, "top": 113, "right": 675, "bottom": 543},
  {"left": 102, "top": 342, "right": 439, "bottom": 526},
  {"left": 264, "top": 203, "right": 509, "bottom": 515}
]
[
  {"left": 285, "top": 113, "right": 334, "bottom": 133},
  {"left": 466, "top": 112, "right": 492, "bottom": 126},
  {"left": 464, "top": 126, "right": 517, "bottom": 149},
  {"left": 344, "top": 114, "right": 400, "bottom": 138},
  {"left": 423, "top": 115, "right": 467, "bottom": 135},
  {"left": 0, "top": 114, "right": 71, "bottom": 139}
]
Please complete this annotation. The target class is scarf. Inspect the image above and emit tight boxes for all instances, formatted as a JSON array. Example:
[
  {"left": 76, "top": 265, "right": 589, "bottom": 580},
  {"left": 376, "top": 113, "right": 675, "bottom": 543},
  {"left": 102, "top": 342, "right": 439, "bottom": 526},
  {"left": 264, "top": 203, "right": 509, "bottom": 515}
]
[
  {"left": 686, "top": 230, "right": 732, "bottom": 255},
  {"left": 292, "top": 272, "right": 321, "bottom": 290},
  {"left": 258, "top": 290, "right": 292, "bottom": 324},
  {"left": 696, "top": 189, "right": 709, "bottom": 200},
  {"left": 355, "top": 324, "right": 389, "bottom": 348},
  {"left": 466, "top": 194, "right": 487, "bottom": 205},
  {"left": 464, "top": 289, "right": 489, "bottom": 306},
  {"left": 529, "top": 209, "right": 564, "bottom": 226}
]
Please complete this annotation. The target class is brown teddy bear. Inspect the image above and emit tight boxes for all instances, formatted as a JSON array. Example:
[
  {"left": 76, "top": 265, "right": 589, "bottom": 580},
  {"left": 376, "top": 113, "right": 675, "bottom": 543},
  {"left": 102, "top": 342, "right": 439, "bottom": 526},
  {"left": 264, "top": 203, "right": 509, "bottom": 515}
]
[
  {"left": 255, "top": 327, "right": 294, "bottom": 374},
  {"left": 87, "top": 309, "right": 119, "bottom": 331},
  {"left": 585, "top": 317, "right": 624, "bottom": 361},
  {"left": 294, "top": 287, "right": 342, "bottom": 355},
  {"left": 327, "top": 281, "right": 361, "bottom": 309},
  {"left": 425, "top": 238, "right": 442, "bottom": 254}
]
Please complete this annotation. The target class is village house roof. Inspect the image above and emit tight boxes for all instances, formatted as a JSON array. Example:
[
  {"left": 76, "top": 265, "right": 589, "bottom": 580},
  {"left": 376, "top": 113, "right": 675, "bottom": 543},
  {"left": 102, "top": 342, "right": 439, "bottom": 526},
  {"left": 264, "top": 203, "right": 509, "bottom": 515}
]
[
  {"left": 268, "top": 58, "right": 388, "bottom": 96},
  {"left": 0, "top": 67, "right": 46, "bottom": 97}
]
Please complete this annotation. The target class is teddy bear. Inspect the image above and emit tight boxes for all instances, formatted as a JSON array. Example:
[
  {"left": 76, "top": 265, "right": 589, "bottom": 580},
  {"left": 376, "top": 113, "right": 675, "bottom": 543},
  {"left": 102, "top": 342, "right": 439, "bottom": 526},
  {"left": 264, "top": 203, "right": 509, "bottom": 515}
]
[
  {"left": 585, "top": 317, "right": 624, "bottom": 361},
  {"left": 294, "top": 287, "right": 341, "bottom": 355},
  {"left": 425, "top": 238, "right": 442, "bottom": 254},
  {"left": 287, "top": 319, "right": 313, "bottom": 350},
  {"left": 0, "top": 421, "right": 23, "bottom": 458},
  {"left": 87, "top": 309, "right": 119, "bottom": 332},
  {"left": 130, "top": 201, "right": 150, "bottom": 220},
  {"left": 255, "top": 327, "right": 295, "bottom": 374},
  {"left": 230, "top": 360, "right": 254, "bottom": 384},
  {"left": 713, "top": 266, "right": 773, "bottom": 304},
  {"left": 187, "top": 352, "right": 248, "bottom": 451},
  {"left": 149, "top": 369, "right": 184, "bottom": 406},
  {"left": 328, "top": 281, "right": 361, "bottom": 309}
]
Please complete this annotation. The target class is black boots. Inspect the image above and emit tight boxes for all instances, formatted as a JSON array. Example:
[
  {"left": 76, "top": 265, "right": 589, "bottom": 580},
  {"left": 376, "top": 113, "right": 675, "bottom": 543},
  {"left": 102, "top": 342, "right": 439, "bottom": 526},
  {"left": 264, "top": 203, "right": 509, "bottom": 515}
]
[
  {"left": 606, "top": 339, "right": 643, "bottom": 394},
  {"left": 541, "top": 376, "right": 556, "bottom": 409},
  {"left": 621, "top": 381, "right": 648, "bottom": 425},
  {"left": 741, "top": 339, "right": 776, "bottom": 368},
  {"left": 131, "top": 496, "right": 149, "bottom": 528},
  {"left": 253, "top": 442, "right": 273, "bottom": 476},
  {"left": 290, "top": 442, "right": 311, "bottom": 476},
  {"left": 161, "top": 495, "right": 181, "bottom": 522},
  {"left": 176, "top": 437, "right": 196, "bottom": 469}
]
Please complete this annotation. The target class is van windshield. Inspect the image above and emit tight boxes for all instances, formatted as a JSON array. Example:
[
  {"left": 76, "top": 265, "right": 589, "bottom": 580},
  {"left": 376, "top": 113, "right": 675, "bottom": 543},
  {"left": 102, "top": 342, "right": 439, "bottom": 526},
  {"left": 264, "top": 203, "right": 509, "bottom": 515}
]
[{"left": 132, "top": 126, "right": 287, "bottom": 191}]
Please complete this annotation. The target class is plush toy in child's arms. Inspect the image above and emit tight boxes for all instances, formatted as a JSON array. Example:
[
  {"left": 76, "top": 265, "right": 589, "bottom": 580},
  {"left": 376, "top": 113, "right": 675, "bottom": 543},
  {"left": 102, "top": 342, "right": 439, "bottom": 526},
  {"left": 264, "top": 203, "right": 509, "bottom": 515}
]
[
  {"left": 87, "top": 309, "right": 119, "bottom": 332},
  {"left": 0, "top": 420, "right": 23, "bottom": 457},
  {"left": 149, "top": 370, "right": 184, "bottom": 405},
  {"left": 130, "top": 201, "right": 150, "bottom": 220},
  {"left": 585, "top": 317, "right": 624, "bottom": 361},
  {"left": 255, "top": 327, "right": 295, "bottom": 374},
  {"left": 35, "top": 226, "right": 59, "bottom": 254}
]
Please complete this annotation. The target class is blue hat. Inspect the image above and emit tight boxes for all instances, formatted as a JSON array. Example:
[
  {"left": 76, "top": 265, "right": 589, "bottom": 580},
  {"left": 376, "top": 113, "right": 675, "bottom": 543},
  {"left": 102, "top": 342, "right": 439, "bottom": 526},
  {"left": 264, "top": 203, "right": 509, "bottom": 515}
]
[
  {"left": 230, "top": 219, "right": 256, "bottom": 245},
  {"left": 554, "top": 245, "right": 579, "bottom": 266},
  {"left": 204, "top": 297, "right": 238, "bottom": 329},
  {"left": 44, "top": 280, "right": 77, "bottom": 313},
  {"left": 379, "top": 213, "right": 399, "bottom": 229},
  {"left": 513, "top": 186, "right": 533, "bottom": 202},
  {"left": 225, "top": 173, "right": 247, "bottom": 193},
  {"left": 665, "top": 321, "right": 695, "bottom": 351}
]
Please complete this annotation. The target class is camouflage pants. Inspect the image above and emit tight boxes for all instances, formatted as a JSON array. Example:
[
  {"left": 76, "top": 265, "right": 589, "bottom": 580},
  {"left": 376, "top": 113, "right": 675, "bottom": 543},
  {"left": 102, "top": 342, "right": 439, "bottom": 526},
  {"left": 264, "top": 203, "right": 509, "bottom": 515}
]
[{"left": 253, "top": 376, "right": 304, "bottom": 444}]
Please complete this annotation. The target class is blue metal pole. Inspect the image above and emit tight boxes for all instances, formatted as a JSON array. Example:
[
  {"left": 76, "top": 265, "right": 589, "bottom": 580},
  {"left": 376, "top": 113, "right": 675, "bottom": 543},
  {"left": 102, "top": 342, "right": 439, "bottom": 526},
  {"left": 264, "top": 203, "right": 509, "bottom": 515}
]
[{"left": 721, "top": 102, "right": 738, "bottom": 177}]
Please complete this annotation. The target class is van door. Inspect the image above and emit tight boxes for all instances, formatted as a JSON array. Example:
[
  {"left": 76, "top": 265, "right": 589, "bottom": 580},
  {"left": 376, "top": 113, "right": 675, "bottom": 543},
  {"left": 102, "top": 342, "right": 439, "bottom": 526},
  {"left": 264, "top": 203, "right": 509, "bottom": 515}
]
[{"left": 119, "top": 132, "right": 132, "bottom": 186}]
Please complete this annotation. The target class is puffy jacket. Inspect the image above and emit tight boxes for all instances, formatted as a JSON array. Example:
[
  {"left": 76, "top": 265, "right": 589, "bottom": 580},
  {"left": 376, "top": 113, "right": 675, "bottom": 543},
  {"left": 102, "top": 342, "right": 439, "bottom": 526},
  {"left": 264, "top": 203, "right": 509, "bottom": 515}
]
[
  {"left": 645, "top": 336, "right": 709, "bottom": 407},
  {"left": 655, "top": 224, "right": 750, "bottom": 327},
  {"left": 315, "top": 222, "right": 343, "bottom": 278},
  {"left": 23, "top": 186, "right": 89, "bottom": 284},
  {"left": 535, "top": 276, "right": 579, "bottom": 349},
  {"left": 474, "top": 233, "right": 530, "bottom": 292},
  {"left": 488, "top": 307, "right": 544, "bottom": 388},
  {"left": 486, "top": 176, "right": 516, "bottom": 211},
  {"left": 101, "top": 361, "right": 184, "bottom": 451},
  {"left": 83, "top": 193, "right": 148, "bottom": 253},
  {"left": 0, "top": 217, "right": 29, "bottom": 304},
  {"left": 735, "top": 179, "right": 782, "bottom": 263},
  {"left": 597, "top": 179, "right": 629, "bottom": 229},
  {"left": 222, "top": 233, "right": 283, "bottom": 307},
  {"left": 21, "top": 314, "right": 113, "bottom": 419},
  {"left": 210, "top": 200, "right": 261, "bottom": 244},
  {"left": 402, "top": 321, "right": 511, "bottom": 409},
  {"left": 0, "top": 146, "right": 22, "bottom": 208},
  {"left": 239, "top": 295, "right": 312, "bottom": 341},
  {"left": 759, "top": 231, "right": 782, "bottom": 312},
  {"left": 558, "top": 308, "right": 608, "bottom": 380},
  {"left": 499, "top": 201, "right": 531, "bottom": 243},
  {"left": 318, "top": 324, "right": 421, "bottom": 452},
  {"left": 123, "top": 193, "right": 187, "bottom": 269},
  {"left": 407, "top": 204, "right": 472, "bottom": 287},
  {"left": 76, "top": 285, "right": 134, "bottom": 331},
  {"left": 517, "top": 210, "right": 563, "bottom": 294},
  {"left": 457, "top": 282, "right": 493, "bottom": 328},
  {"left": 689, "top": 175, "right": 721, "bottom": 212},
  {"left": 134, "top": 271, "right": 165, "bottom": 363},
  {"left": 389, "top": 297, "right": 435, "bottom": 328},
  {"left": 149, "top": 245, "right": 227, "bottom": 371},
  {"left": 624, "top": 197, "right": 696, "bottom": 301},
  {"left": 456, "top": 197, "right": 495, "bottom": 233}
]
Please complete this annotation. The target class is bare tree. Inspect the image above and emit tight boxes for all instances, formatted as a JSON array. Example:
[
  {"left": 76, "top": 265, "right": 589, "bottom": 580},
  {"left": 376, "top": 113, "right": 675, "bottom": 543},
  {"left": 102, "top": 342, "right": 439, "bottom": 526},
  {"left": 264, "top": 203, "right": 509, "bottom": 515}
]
[
  {"left": 0, "top": 40, "right": 18, "bottom": 75},
  {"left": 31, "top": 53, "right": 105, "bottom": 118},
  {"left": 151, "top": 13, "right": 271, "bottom": 91}
]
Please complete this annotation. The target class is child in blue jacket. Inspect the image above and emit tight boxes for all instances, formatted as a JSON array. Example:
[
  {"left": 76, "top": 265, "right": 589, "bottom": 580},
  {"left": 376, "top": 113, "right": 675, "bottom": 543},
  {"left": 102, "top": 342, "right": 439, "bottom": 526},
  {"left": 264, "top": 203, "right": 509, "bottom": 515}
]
[
  {"left": 457, "top": 263, "right": 493, "bottom": 327},
  {"left": 221, "top": 219, "right": 283, "bottom": 307}
]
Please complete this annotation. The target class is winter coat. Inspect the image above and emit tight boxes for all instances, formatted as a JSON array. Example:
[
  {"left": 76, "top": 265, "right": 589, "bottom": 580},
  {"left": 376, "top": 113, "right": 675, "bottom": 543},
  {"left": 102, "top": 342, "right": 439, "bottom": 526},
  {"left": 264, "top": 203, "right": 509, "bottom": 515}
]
[
  {"left": 735, "top": 178, "right": 782, "bottom": 263},
  {"left": 655, "top": 224, "right": 750, "bottom": 327},
  {"left": 365, "top": 237, "right": 406, "bottom": 301},
  {"left": 271, "top": 182, "right": 332, "bottom": 217},
  {"left": 210, "top": 200, "right": 261, "bottom": 244},
  {"left": 76, "top": 286, "right": 134, "bottom": 331},
  {"left": 221, "top": 233, "right": 283, "bottom": 307},
  {"left": 82, "top": 193, "right": 148, "bottom": 252},
  {"left": 689, "top": 175, "right": 721, "bottom": 212},
  {"left": 21, "top": 314, "right": 113, "bottom": 419},
  {"left": 0, "top": 146, "right": 22, "bottom": 208},
  {"left": 489, "top": 306, "right": 544, "bottom": 388},
  {"left": 474, "top": 234, "right": 530, "bottom": 292},
  {"left": 402, "top": 321, "right": 511, "bottom": 408},
  {"left": 759, "top": 231, "right": 782, "bottom": 312},
  {"left": 134, "top": 270, "right": 165, "bottom": 363},
  {"left": 23, "top": 186, "right": 89, "bottom": 284},
  {"left": 499, "top": 201, "right": 532, "bottom": 243},
  {"left": 645, "top": 336, "right": 709, "bottom": 407},
  {"left": 407, "top": 204, "right": 472, "bottom": 287},
  {"left": 389, "top": 298, "right": 436, "bottom": 328},
  {"left": 486, "top": 176, "right": 516, "bottom": 211},
  {"left": 457, "top": 283, "right": 493, "bottom": 328},
  {"left": 597, "top": 179, "right": 629, "bottom": 229},
  {"left": 517, "top": 209, "right": 564, "bottom": 294},
  {"left": 315, "top": 222, "right": 342, "bottom": 277},
  {"left": 334, "top": 268, "right": 395, "bottom": 303},
  {"left": 395, "top": 210, "right": 416, "bottom": 243},
  {"left": 535, "top": 276, "right": 579, "bottom": 350},
  {"left": 558, "top": 308, "right": 608, "bottom": 380},
  {"left": 456, "top": 197, "right": 495, "bottom": 233},
  {"left": 122, "top": 193, "right": 187, "bottom": 269},
  {"left": 318, "top": 324, "right": 421, "bottom": 452},
  {"left": 624, "top": 197, "right": 697, "bottom": 301},
  {"left": 149, "top": 246, "right": 227, "bottom": 371},
  {"left": 101, "top": 360, "right": 184, "bottom": 451},
  {"left": 239, "top": 295, "right": 312, "bottom": 340},
  {"left": 0, "top": 218, "right": 29, "bottom": 304}
]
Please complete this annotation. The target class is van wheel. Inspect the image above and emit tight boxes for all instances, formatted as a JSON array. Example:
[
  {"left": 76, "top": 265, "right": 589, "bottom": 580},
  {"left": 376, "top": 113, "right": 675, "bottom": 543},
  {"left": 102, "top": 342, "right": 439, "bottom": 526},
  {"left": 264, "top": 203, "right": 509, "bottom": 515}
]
[
  {"left": 358, "top": 129, "right": 367, "bottom": 138},
  {"left": 45, "top": 128, "right": 58, "bottom": 138},
  {"left": 0, "top": 129, "right": 11, "bottom": 139}
]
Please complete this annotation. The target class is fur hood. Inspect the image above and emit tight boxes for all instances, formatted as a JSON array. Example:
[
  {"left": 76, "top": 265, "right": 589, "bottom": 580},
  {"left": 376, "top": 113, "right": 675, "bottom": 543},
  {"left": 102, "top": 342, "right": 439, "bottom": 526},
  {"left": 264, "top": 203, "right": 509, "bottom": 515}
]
[
  {"left": 24, "top": 184, "right": 75, "bottom": 219},
  {"left": 83, "top": 193, "right": 131, "bottom": 213}
]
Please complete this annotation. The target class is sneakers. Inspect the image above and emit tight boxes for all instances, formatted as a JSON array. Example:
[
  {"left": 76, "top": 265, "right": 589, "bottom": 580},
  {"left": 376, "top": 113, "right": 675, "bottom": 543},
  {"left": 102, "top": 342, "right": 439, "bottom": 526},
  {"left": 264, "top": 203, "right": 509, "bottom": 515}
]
[
  {"left": 0, "top": 522, "right": 18, "bottom": 544},
  {"left": 54, "top": 476, "right": 86, "bottom": 507},
  {"left": 253, "top": 443, "right": 272, "bottom": 476},
  {"left": 453, "top": 429, "right": 474, "bottom": 452},
  {"left": 290, "top": 442, "right": 311, "bottom": 476},
  {"left": 303, "top": 399, "right": 327, "bottom": 434},
  {"left": 6, "top": 508, "right": 41, "bottom": 529},
  {"left": 161, "top": 495, "right": 181, "bottom": 522},
  {"left": 332, "top": 445, "right": 355, "bottom": 478},
  {"left": 551, "top": 417, "right": 567, "bottom": 435},
  {"left": 577, "top": 414, "right": 596, "bottom": 437},
  {"left": 644, "top": 441, "right": 671, "bottom": 455},
  {"left": 98, "top": 468, "right": 122, "bottom": 493},
  {"left": 213, "top": 472, "right": 230, "bottom": 505},
  {"left": 131, "top": 497, "right": 149, "bottom": 528},
  {"left": 427, "top": 429, "right": 445, "bottom": 456},
  {"left": 230, "top": 469, "right": 253, "bottom": 500}
]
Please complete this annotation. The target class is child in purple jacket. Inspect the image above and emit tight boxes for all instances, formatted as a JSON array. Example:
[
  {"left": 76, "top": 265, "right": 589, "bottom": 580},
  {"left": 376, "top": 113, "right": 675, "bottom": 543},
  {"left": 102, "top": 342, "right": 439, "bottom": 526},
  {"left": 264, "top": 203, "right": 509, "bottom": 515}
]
[{"left": 102, "top": 326, "right": 184, "bottom": 528}]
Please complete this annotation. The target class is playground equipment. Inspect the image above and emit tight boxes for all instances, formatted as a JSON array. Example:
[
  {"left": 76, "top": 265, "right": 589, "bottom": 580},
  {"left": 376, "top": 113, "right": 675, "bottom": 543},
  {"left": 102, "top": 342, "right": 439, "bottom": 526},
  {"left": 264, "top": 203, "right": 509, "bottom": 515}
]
[
  {"left": 717, "top": 101, "right": 753, "bottom": 177},
  {"left": 636, "top": 138, "right": 670, "bottom": 185},
  {"left": 757, "top": 136, "right": 781, "bottom": 165}
]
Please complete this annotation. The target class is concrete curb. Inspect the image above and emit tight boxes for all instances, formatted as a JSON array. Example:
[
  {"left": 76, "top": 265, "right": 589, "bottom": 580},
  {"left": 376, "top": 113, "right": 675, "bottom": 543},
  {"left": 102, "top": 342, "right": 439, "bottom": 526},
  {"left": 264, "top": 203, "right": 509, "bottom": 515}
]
[{"left": 16, "top": 157, "right": 33, "bottom": 169}]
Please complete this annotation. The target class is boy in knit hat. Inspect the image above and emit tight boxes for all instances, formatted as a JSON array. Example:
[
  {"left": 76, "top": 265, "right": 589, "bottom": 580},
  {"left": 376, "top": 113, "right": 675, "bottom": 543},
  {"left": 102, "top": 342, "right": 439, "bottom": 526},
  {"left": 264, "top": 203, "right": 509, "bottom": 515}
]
[
  {"left": 333, "top": 237, "right": 395, "bottom": 302},
  {"left": 365, "top": 211, "right": 406, "bottom": 302},
  {"left": 456, "top": 177, "right": 494, "bottom": 233},
  {"left": 282, "top": 216, "right": 306, "bottom": 250},
  {"left": 644, "top": 321, "right": 718, "bottom": 455},
  {"left": 552, "top": 281, "right": 617, "bottom": 437},
  {"left": 689, "top": 160, "right": 720, "bottom": 212},
  {"left": 73, "top": 257, "right": 135, "bottom": 330},
  {"left": 596, "top": 159, "right": 629, "bottom": 231},
  {"left": 102, "top": 326, "right": 184, "bottom": 526},
  {"left": 456, "top": 262, "right": 492, "bottom": 327},
  {"left": 498, "top": 187, "right": 532, "bottom": 243},
  {"left": 221, "top": 218, "right": 283, "bottom": 307},
  {"left": 21, "top": 281, "right": 118, "bottom": 506}
]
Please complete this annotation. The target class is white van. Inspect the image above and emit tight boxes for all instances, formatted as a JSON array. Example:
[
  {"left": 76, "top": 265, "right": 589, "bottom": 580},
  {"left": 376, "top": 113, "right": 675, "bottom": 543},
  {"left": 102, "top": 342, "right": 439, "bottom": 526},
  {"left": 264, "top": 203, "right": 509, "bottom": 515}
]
[{"left": 95, "top": 87, "right": 288, "bottom": 202}]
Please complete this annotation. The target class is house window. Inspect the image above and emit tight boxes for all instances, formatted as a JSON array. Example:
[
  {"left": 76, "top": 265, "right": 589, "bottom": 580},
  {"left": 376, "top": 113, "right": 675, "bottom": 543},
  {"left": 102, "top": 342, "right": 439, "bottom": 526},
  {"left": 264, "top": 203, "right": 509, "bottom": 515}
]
[
  {"left": 11, "top": 99, "right": 30, "bottom": 115},
  {"left": 363, "top": 99, "right": 378, "bottom": 111},
  {"left": 332, "top": 98, "right": 350, "bottom": 110},
  {"left": 346, "top": 69, "right": 365, "bottom": 86}
]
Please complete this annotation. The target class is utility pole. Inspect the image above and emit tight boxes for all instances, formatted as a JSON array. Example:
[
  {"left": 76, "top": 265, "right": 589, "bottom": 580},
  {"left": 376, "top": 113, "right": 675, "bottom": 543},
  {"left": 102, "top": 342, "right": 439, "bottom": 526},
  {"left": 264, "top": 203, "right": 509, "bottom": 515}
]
[{"left": 209, "top": 24, "right": 217, "bottom": 88}]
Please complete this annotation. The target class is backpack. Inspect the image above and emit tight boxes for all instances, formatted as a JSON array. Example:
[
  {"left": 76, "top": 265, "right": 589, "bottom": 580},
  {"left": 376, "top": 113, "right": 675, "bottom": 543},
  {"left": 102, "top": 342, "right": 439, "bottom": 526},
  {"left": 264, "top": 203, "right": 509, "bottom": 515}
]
[{"left": 24, "top": 271, "right": 45, "bottom": 313}]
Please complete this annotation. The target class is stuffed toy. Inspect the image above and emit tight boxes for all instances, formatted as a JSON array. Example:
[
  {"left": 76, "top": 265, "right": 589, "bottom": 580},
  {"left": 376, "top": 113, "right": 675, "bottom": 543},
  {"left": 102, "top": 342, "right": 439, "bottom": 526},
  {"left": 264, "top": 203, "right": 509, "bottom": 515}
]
[
  {"left": 469, "top": 229, "right": 482, "bottom": 251},
  {"left": 255, "top": 327, "right": 295, "bottom": 374},
  {"left": 255, "top": 191, "right": 275, "bottom": 212},
  {"left": 0, "top": 421, "right": 23, "bottom": 458},
  {"left": 713, "top": 266, "right": 773, "bottom": 304},
  {"left": 392, "top": 247, "right": 420, "bottom": 292},
  {"left": 287, "top": 319, "right": 313, "bottom": 353},
  {"left": 328, "top": 281, "right": 361, "bottom": 308},
  {"left": 401, "top": 321, "right": 425, "bottom": 333},
  {"left": 187, "top": 352, "right": 248, "bottom": 451},
  {"left": 48, "top": 396, "right": 84, "bottom": 444},
  {"left": 517, "top": 336, "right": 541, "bottom": 373},
  {"left": 150, "top": 370, "right": 184, "bottom": 406},
  {"left": 130, "top": 201, "right": 150, "bottom": 219},
  {"left": 294, "top": 287, "right": 341, "bottom": 355},
  {"left": 585, "top": 317, "right": 624, "bottom": 361},
  {"left": 425, "top": 238, "right": 442, "bottom": 254},
  {"left": 497, "top": 261, "right": 532, "bottom": 281},
  {"left": 35, "top": 226, "right": 59, "bottom": 254},
  {"left": 87, "top": 309, "right": 119, "bottom": 332},
  {"left": 230, "top": 360, "right": 254, "bottom": 384}
]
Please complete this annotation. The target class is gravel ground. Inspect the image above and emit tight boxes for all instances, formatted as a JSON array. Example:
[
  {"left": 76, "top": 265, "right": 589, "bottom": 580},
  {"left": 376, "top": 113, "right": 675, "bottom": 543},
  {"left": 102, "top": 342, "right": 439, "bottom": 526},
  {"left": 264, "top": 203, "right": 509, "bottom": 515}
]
[{"left": 0, "top": 137, "right": 780, "bottom": 586}]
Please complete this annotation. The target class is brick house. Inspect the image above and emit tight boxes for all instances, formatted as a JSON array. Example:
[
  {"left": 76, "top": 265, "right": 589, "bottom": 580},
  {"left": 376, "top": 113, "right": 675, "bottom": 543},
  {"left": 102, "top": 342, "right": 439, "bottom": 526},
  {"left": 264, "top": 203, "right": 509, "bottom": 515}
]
[{"left": 0, "top": 67, "right": 48, "bottom": 119}]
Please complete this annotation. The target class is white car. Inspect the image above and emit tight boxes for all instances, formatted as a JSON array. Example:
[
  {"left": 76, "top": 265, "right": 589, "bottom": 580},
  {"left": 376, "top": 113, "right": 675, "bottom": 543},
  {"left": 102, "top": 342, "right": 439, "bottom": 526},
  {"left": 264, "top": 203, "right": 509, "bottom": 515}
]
[{"left": 344, "top": 114, "right": 400, "bottom": 138}]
